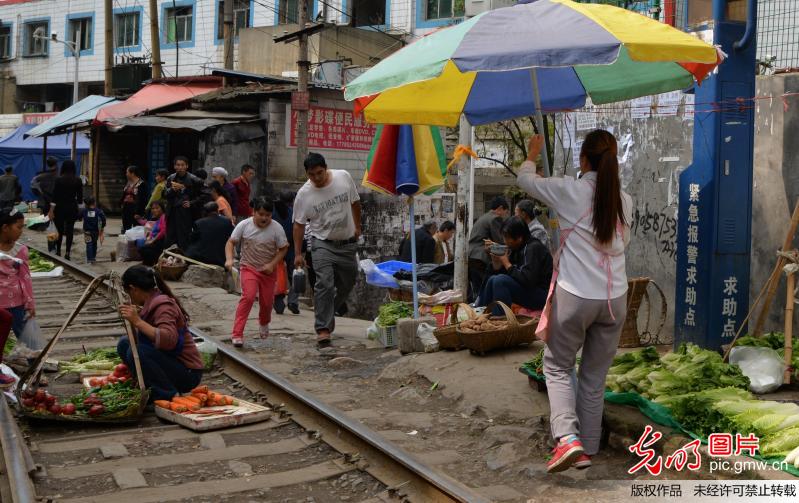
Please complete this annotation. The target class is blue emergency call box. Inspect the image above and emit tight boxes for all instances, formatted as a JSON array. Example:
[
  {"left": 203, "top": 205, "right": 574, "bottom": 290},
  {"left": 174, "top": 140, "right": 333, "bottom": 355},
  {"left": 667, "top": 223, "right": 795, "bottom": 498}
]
[{"left": 674, "top": 0, "right": 757, "bottom": 351}]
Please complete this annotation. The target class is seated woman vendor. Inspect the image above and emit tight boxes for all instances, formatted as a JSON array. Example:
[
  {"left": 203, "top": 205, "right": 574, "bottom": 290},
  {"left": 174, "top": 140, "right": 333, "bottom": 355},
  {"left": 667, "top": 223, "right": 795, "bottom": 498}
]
[
  {"left": 135, "top": 200, "right": 167, "bottom": 267},
  {"left": 478, "top": 216, "right": 553, "bottom": 315},
  {"left": 117, "top": 265, "right": 203, "bottom": 401}
]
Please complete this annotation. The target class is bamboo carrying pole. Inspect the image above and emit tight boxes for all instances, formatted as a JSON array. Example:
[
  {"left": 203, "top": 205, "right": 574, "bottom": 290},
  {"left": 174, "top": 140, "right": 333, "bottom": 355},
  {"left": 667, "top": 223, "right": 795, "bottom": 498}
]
[
  {"left": 114, "top": 285, "right": 145, "bottom": 392},
  {"left": 785, "top": 272, "right": 795, "bottom": 384},
  {"left": 753, "top": 199, "right": 799, "bottom": 337}
]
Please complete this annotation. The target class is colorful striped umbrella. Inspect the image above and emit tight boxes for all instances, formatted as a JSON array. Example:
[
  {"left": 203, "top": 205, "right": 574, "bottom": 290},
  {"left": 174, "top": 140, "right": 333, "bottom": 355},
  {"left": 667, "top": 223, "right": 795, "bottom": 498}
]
[
  {"left": 363, "top": 124, "right": 448, "bottom": 197},
  {"left": 362, "top": 124, "right": 448, "bottom": 317},
  {"left": 345, "top": 0, "right": 721, "bottom": 126}
]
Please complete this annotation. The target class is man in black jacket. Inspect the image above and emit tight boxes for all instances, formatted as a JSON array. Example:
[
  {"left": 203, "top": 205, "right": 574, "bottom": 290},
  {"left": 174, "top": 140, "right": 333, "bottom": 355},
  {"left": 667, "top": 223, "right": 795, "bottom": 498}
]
[
  {"left": 467, "top": 196, "right": 510, "bottom": 300},
  {"left": 164, "top": 156, "right": 202, "bottom": 250},
  {"left": 399, "top": 221, "right": 437, "bottom": 264},
  {"left": 185, "top": 202, "right": 234, "bottom": 267},
  {"left": 478, "top": 216, "right": 552, "bottom": 314}
]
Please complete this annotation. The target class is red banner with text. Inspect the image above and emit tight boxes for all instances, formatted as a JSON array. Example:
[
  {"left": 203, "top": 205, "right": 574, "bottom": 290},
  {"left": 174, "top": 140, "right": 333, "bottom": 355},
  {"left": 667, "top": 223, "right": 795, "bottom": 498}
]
[{"left": 286, "top": 105, "right": 377, "bottom": 152}]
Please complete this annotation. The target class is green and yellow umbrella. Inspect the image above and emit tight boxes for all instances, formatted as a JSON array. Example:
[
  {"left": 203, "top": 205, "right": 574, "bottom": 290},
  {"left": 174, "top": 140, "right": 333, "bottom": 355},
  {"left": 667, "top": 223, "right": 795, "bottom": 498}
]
[{"left": 345, "top": 0, "right": 721, "bottom": 126}]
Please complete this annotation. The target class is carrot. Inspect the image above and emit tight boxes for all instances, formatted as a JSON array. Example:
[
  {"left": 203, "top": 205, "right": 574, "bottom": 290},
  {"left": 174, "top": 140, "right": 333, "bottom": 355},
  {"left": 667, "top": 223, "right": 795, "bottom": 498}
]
[
  {"left": 171, "top": 397, "right": 200, "bottom": 410},
  {"left": 191, "top": 385, "right": 209, "bottom": 394},
  {"left": 181, "top": 396, "right": 202, "bottom": 406},
  {"left": 224, "top": 396, "right": 237, "bottom": 406},
  {"left": 169, "top": 403, "right": 188, "bottom": 413},
  {"left": 191, "top": 393, "right": 208, "bottom": 405},
  {"left": 154, "top": 400, "right": 172, "bottom": 409}
]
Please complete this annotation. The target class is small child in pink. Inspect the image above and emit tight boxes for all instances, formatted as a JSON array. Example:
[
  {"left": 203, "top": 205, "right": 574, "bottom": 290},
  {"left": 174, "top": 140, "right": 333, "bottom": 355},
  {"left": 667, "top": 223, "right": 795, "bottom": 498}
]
[
  {"left": 225, "top": 197, "right": 288, "bottom": 347},
  {"left": 0, "top": 207, "right": 35, "bottom": 387}
]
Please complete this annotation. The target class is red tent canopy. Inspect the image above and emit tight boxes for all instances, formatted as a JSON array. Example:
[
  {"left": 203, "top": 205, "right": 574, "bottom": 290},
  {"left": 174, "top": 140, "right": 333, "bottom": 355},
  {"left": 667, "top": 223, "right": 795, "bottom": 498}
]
[{"left": 95, "top": 79, "right": 221, "bottom": 124}]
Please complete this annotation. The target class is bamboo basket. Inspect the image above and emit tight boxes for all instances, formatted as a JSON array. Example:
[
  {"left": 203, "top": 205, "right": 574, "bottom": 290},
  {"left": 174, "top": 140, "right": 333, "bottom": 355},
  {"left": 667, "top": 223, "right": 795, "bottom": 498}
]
[
  {"left": 156, "top": 251, "right": 189, "bottom": 281},
  {"left": 433, "top": 303, "right": 477, "bottom": 350},
  {"left": 457, "top": 301, "right": 539, "bottom": 355},
  {"left": 15, "top": 273, "right": 150, "bottom": 423}
]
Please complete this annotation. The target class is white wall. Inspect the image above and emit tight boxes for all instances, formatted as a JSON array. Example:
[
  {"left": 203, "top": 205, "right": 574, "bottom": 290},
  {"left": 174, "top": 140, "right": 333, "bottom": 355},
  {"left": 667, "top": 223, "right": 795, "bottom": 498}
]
[{"left": 0, "top": 0, "right": 282, "bottom": 87}]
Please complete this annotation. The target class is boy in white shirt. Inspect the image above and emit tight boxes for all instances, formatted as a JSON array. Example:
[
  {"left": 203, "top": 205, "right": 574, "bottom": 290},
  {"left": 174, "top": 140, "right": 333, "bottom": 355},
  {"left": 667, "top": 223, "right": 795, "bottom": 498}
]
[{"left": 225, "top": 197, "right": 288, "bottom": 348}]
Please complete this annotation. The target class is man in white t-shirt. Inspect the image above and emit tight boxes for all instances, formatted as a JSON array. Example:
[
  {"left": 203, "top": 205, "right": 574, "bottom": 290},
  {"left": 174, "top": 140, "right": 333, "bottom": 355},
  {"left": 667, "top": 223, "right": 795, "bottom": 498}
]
[
  {"left": 292, "top": 153, "right": 361, "bottom": 347},
  {"left": 225, "top": 197, "right": 288, "bottom": 347}
]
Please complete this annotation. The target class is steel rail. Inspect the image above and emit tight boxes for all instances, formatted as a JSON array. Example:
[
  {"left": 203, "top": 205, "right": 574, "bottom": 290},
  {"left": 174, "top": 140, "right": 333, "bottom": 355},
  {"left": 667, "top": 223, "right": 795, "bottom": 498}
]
[{"left": 26, "top": 245, "right": 491, "bottom": 503}]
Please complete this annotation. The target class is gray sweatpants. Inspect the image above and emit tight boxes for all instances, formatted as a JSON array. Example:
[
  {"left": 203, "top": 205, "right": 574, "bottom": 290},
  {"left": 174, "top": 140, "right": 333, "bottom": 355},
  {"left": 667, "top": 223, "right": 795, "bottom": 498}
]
[
  {"left": 310, "top": 238, "right": 358, "bottom": 334},
  {"left": 543, "top": 284, "right": 627, "bottom": 455}
]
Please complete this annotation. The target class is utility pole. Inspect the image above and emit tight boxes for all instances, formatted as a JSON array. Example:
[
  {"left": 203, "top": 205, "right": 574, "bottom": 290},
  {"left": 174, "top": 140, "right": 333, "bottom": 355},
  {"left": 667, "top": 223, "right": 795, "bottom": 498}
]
[
  {"left": 296, "top": 0, "right": 310, "bottom": 177},
  {"left": 453, "top": 115, "right": 472, "bottom": 299},
  {"left": 223, "top": 0, "right": 234, "bottom": 87},
  {"left": 149, "top": 0, "right": 162, "bottom": 79},
  {"left": 104, "top": 0, "right": 113, "bottom": 95}
]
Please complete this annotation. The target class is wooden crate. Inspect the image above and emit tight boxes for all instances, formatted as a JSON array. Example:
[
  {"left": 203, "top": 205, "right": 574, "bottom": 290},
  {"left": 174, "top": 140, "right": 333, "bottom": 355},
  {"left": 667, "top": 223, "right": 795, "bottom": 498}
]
[{"left": 155, "top": 398, "right": 272, "bottom": 431}]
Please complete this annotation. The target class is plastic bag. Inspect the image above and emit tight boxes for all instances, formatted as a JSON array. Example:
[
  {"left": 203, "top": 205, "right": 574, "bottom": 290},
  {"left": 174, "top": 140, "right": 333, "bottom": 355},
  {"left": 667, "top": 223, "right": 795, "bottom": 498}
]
[
  {"left": 292, "top": 268, "right": 306, "bottom": 295},
  {"left": 359, "top": 259, "right": 400, "bottom": 288},
  {"left": 729, "top": 346, "right": 785, "bottom": 394},
  {"left": 124, "top": 226, "right": 147, "bottom": 241},
  {"left": 46, "top": 221, "right": 58, "bottom": 243},
  {"left": 18, "top": 318, "right": 46, "bottom": 351},
  {"left": 366, "top": 317, "right": 379, "bottom": 341},
  {"left": 416, "top": 323, "right": 439, "bottom": 353},
  {"left": 196, "top": 340, "right": 218, "bottom": 370}
]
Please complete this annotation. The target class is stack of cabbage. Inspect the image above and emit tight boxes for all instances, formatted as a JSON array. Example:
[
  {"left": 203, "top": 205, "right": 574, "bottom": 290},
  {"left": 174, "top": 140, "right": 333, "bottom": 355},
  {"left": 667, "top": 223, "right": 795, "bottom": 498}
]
[
  {"left": 605, "top": 343, "right": 750, "bottom": 398},
  {"left": 606, "top": 344, "right": 799, "bottom": 461}
]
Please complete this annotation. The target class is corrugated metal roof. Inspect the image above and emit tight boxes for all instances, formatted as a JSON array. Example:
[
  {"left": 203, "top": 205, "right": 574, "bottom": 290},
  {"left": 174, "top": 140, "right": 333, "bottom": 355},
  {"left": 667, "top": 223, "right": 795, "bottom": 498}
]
[
  {"left": 95, "top": 82, "right": 221, "bottom": 124},
  {"left": 26, "top": 96, "right": 118, "bottom": 137}
]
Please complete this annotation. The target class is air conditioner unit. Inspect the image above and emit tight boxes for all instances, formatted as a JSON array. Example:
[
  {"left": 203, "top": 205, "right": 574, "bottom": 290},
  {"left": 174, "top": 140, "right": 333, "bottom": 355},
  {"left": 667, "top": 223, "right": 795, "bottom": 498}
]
[{"left": 465, "top": 0, "right": 518, "bottom": 17}]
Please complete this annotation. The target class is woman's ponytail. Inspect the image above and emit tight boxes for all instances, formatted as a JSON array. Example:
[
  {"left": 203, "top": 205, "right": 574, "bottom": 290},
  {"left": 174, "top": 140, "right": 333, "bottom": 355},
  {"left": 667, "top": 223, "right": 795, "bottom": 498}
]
[{"left": 581, "top": 130, "right": 627, "bottom": 245}]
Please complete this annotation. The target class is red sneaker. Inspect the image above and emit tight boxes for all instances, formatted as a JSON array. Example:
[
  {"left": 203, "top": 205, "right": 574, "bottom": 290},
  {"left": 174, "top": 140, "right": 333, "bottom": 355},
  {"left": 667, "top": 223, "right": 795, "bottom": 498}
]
[
  {"left": 574, "top": 453, "right": 592, "bottom": 469},
  {"left": 547, "top": 436, "right": 584, "bottom": 473}
]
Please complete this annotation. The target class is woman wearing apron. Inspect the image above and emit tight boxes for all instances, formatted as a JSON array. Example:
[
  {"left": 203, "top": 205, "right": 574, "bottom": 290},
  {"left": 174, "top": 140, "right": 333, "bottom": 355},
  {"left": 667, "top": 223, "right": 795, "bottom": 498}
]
[{"left": 518, "top": 130, "right": 633, "bottom": 472}]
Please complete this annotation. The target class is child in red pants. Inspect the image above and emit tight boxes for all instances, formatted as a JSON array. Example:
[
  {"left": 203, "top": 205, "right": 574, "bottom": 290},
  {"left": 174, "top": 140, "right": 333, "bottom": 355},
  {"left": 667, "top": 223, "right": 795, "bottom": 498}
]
[{"left": 225, "top": 197, "right": 288, "bottom": 348}]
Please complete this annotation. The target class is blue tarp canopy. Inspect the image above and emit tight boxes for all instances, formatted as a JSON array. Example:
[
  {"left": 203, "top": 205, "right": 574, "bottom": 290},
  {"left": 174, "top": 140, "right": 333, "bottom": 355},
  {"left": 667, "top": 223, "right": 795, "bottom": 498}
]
[
  {"left": 26, "top": 95, "right": 118, "bottom": 137},
  {"left": 0, "top": 124, "right": 90, "bottom": 201}
]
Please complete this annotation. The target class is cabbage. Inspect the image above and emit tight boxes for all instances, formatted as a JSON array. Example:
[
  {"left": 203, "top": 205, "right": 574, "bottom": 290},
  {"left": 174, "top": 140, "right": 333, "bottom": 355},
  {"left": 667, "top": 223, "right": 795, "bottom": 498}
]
[{"left": 760, "top": 427, "right": 799, "bottom": 457}]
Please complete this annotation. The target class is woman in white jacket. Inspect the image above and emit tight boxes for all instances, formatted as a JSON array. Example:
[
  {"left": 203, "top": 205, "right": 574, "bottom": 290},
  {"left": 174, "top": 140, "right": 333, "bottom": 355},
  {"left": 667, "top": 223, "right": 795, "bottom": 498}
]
[{"left": 518, "top": 130, "right": 633, "bottom": 473}]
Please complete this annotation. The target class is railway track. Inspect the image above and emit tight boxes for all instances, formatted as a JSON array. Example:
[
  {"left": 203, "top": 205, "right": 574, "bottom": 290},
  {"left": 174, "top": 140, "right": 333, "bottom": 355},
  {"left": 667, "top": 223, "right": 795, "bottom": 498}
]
[{"left": 0, "top": 248, "right": 490, "bottom": 503}]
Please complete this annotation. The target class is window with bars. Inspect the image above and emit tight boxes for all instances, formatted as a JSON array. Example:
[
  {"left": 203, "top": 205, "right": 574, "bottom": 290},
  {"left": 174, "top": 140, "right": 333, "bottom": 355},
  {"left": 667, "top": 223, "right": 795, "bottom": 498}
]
[
  {"left": 0, "top": 25, "right": 11, "bottom": 59},
  {"left": 115, "top": 12, "right": 140, "bottom": 49},
  {"left": 426, "top": 0, "right": 464, "bottom": 20},
  {"left": 166, "top": 6, "right": 193, "bottom": 44},
  {"left": 68, "top": 17, "right": 92, "bottom": 53},
  {"left": 23, "top": 21, "right": 48, "bottom": 57},
  {"left": 279, "top": 0, "right": 313, "bottom": 25},
  {"left": 217, "top": 0, "right": 251, "bottom": 39}
]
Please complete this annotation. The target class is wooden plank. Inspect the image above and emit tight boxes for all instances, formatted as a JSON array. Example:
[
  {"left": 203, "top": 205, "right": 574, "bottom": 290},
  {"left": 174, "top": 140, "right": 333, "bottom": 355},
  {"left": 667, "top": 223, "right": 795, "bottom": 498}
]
[
  {"left": 59, "top": 459, "right": 354, "bottom": 503},
  {"left": 37, "top": 419, "right": 288, "bottom": 453},
  {"left": 49, "top": 436, "right": 315, "bottom": 479}
]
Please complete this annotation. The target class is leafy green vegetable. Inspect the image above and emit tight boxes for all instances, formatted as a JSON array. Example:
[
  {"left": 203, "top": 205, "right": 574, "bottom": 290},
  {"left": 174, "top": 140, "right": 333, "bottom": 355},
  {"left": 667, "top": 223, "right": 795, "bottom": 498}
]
[
  {"left": 761, "top": 426, "right": 799, "bottom": 457},
  {"left": 28, "top": 249, "right": 55, "bottom": 272},
  {"left": 3, "top": 335, "right": 15, "bottom": 356},
  {"left": 58, "top": 348, "right": 121, "bottom": 377},
  {"left": 377, "top": 301, "right": 413, "bottom": 327}
]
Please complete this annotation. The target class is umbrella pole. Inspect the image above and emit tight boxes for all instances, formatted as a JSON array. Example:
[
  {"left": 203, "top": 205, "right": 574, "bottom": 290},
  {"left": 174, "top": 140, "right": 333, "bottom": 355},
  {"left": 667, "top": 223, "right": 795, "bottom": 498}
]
[
  {"left": 409, "top": 196, "right": 419, "bottom": 319},
  {"left": 530, "top": 68, "right": 561, "bottom": 246}
]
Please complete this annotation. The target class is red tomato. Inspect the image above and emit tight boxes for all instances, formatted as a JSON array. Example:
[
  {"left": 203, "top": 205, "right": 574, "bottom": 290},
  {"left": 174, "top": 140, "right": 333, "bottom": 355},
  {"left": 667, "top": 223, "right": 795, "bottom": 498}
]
[
  {"left": 34, "top": 389, "right": 46, "bottom": 403},
  {"left": 107, "top": 375, "right": 118, "bottom": 384},
  {"left": 89, "top": 377, "right": 101, "bottom": 387},
  {"left": 62, "top": 403, "right": 76, "bottom": 415}
]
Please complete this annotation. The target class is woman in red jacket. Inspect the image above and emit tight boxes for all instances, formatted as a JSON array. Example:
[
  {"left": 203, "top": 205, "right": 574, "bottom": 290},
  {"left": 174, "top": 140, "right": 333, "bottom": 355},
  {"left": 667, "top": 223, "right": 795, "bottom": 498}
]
[{"left": 117, "top": 265, "right": 203, "bottom": 401}]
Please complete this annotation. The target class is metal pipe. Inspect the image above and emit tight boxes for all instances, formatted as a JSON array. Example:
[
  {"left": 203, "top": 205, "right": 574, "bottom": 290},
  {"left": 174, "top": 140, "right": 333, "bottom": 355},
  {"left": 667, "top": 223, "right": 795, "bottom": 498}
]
[
  {"left": 733, "top": 0, "right": 757, "bottom": 51},
  {"left": 0, "top": 398, "right": 37, "bottom": 503},
  {"left": 190, "top": 326, "right": 490, "bottom": 503},
  {"left": 409, "top": 197, "right": 419, "bottom": 318},
  {"left": 530, "top": 68, "right": 560, "bottom": 245}
]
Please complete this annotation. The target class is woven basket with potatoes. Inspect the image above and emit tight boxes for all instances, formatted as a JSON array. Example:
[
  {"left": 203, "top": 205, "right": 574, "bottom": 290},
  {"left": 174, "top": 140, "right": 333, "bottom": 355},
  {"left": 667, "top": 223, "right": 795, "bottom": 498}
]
[{"left": 457, "top": 301, "right": 539, "bottom": 355}]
